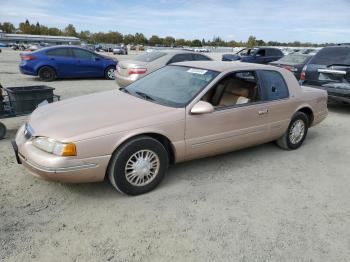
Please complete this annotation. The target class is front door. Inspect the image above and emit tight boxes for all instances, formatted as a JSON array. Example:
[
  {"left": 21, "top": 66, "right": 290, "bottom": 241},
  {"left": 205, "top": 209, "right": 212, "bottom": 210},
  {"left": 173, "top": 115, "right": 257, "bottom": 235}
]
[
  {"left": 185, "top": 71, "right": 271, "bottom": 160},
  {"left": 72, "top": 48, "right": 104, "bottom": 77}
]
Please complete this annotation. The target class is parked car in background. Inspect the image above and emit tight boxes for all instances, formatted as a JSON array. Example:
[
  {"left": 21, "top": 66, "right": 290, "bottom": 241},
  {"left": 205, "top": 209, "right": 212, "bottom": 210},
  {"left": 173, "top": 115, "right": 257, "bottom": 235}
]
[
  {"left": 115, "top": 50, "right": 212, "bottom": 87},
  {"left": 194, "top": 47, "right": 210, "bottom": 52},
  {"left": 113, "top": 45, "right": 128, "bottom": 55},
  {"left": 13, "top": 61, "right": 328, "bottom": 195},
  {"left": 19, "top": 46, "right": 118, "bottom": 81},
  {"left": 269, "top": 54, "right": 313, "bottom": 80},
  {"left": 301, "top": 45, "right": 350, "bottom": 104},
  {"left": 222, "top": 47, "right": 284, "bottom": 64}
]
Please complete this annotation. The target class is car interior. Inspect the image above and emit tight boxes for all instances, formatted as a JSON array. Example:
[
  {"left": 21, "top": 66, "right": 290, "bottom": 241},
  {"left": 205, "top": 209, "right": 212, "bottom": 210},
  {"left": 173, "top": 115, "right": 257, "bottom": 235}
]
[{"left": 201, "top": 71, "right": 260, "bottom": 108}]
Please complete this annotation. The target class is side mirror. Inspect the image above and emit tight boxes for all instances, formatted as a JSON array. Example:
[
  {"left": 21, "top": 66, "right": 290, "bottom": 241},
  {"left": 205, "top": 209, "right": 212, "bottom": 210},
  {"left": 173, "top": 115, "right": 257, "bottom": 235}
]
[
  {"left": 190, "top": 101, "right": 214, "bottom": 115},
  {"left": 255, "top": 53, "right": 261, "bottom": 57}
]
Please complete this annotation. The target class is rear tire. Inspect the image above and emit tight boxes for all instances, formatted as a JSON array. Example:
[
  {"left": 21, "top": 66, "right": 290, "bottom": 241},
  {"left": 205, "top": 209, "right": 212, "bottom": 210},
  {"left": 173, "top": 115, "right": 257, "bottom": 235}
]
[
  {"left": 0, "top": 122, "right": 7, "bottom": 140},
  {"left": 276, "top": 112, "right": 308, "bottom": 150},
  {"left": 108, "top": 136, "right": 169, "bottom": 195},
  {"left": 105, "top": 66, "right": 115, "bottom": 80},
  {"left": 38, "top": 66, "right": 56, "bottom": 81}
]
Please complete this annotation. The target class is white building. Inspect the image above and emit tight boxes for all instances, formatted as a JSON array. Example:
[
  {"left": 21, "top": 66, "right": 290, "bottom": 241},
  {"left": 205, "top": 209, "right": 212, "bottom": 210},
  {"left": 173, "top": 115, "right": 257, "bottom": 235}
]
[{"left": 0, "top": 32, "right": 80, "bottom": 45}]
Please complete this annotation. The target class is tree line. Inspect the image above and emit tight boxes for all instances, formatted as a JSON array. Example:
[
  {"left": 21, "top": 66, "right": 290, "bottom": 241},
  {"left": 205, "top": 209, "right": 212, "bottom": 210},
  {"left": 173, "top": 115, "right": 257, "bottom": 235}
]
[{"left": 0, "top": 20, "right": 329, "bottom": 47}]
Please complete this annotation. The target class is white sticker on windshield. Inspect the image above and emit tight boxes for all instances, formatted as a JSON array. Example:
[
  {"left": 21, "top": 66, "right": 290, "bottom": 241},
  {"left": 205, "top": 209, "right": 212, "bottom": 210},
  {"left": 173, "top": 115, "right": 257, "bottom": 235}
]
[{"left": 187, "top": 68, "right": 208, "bottom": 75}]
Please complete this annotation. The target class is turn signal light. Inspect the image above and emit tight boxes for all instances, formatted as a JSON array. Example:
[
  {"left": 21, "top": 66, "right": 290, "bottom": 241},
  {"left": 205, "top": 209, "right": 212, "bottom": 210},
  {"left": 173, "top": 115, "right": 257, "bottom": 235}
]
[{"left": 61, "top": 143, "right": 77, "bottom": 156}]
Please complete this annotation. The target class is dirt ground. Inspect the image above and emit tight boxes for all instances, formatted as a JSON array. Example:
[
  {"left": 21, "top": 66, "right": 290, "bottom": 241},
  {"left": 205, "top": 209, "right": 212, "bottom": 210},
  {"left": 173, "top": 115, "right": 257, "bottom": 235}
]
[{"left": 0, "top": 49, "right": 349, "bottom": 262}]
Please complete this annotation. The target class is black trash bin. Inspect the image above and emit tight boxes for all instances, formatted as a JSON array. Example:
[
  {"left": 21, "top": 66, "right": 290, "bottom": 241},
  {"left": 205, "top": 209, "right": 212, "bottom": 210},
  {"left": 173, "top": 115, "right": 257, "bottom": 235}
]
[{"left": 6, "top": 85, "right": 55, "bottom": 115}]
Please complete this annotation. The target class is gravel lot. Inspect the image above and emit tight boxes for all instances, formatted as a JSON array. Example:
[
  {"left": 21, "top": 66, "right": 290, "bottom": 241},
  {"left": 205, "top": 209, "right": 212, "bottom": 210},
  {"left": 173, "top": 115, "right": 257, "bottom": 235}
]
[{"left": 0, "top": 48, "right": 349, "bottom": 262}]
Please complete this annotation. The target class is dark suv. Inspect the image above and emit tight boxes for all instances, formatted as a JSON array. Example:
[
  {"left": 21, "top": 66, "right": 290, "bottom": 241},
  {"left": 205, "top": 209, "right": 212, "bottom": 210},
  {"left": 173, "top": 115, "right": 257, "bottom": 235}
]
[
  {"left": 222, "top": 47, "right": 284, "bottom": 64},
  {"left": 301, "top": 45, "right": 350, "bottom": 104}
]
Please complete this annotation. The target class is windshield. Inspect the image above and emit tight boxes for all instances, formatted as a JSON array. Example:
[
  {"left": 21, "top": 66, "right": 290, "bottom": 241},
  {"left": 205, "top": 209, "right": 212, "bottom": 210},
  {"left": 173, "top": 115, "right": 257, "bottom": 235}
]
[
  {"left": 134, "top": 51, "right": 166, "bottom": 62},
  {"left": 278, "top": 54, "right": 310, "bottom": 64},
  {"left": 238, "top": 48, "right": 258, "bottom": 56},
  {"left": 124, "top": 65, "right": 219, "bottom": 107}
]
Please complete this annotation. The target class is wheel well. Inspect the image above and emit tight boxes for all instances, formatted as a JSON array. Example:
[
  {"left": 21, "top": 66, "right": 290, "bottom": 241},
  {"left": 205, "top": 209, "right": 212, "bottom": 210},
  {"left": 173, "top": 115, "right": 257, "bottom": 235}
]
[
  {"left": 37, "top": 65, "right": 56, "bottom": 76},
  {"left": 298, "top": 107, "right": 314, "bottom": 126},
  {"left": 141, "top": 133, "right": 175, "bottom": 164},
  {"left": 114, "top": 133, "right": 175, "bottom": 165}
]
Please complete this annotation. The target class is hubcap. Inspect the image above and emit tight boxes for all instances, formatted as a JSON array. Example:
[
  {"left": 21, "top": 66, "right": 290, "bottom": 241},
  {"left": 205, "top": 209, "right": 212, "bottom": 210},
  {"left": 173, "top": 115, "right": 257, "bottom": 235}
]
[
  {"left": 125, "top": 150, "right": 160, "bottom": 187},
  {"left": 289, "top": 119, "right": 305, "bottom": 144},
  {"left": 107, "top": 68, "right": 115, "bottom": 79}
]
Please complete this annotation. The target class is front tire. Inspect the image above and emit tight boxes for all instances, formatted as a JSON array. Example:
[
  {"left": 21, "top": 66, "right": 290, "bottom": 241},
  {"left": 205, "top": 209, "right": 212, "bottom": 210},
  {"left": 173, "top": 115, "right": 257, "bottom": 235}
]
[
  {"left": 108, "top": 136, "right": 169, "bottom": 195},
  {"left": 105, "top": 66, "right": 115, "bottom": 80},
  {"left": 276, "top": 112, "right": 309, "bottom": 150},
  {"left": 38, "top": 66, "right": 56, "bottom": 81}
]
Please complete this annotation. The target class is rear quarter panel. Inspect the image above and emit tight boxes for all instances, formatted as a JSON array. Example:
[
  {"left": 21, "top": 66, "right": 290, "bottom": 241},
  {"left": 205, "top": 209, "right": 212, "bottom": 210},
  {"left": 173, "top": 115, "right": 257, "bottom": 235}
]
[{"left": 283, "top": 69, "right": 328, "bottom": 126}]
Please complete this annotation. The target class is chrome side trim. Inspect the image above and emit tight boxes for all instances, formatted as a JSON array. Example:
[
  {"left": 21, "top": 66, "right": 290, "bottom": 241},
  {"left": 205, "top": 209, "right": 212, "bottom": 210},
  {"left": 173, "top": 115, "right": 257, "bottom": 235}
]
[
  {"left": 318, "top": 69, "right": 347, "bottom": 75},
  {"left": 19, "top": 155, "right": 97, "bottom": 173}
]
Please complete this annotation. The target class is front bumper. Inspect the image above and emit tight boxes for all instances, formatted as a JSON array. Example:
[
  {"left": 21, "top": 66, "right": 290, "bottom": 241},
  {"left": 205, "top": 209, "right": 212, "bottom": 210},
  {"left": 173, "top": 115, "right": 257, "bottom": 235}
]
[
  {"left": 13, "top": 125, "right": 111, "bottom": 183},
  {"left": 19, "top": 63, "right": 37, "bottom": 76}
]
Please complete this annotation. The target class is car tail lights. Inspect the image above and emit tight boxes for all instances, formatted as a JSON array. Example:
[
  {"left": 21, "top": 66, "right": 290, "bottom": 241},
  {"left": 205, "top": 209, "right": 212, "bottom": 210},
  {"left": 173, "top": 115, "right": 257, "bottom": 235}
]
[
  {"left": 300, "top": 65, "right": 307, "bottom": 81},
  {"left": 128, "top": 68, "right": 147, "bottom": 75},
  {"left": 20, "top": 54, "right": 36, "bottom": 61}
]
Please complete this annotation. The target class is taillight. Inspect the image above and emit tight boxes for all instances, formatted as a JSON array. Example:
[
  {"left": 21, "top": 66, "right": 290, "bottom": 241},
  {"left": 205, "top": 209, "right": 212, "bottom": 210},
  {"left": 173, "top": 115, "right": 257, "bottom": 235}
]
[
  {"left": 20, "top": 54, "right": 36, "bottom": 61},
  {"left": 300, "top": 65, "right": 307, "bottom": 81},
  {"left": 128, "top": 68, "right": 147, "bottom": 75}
]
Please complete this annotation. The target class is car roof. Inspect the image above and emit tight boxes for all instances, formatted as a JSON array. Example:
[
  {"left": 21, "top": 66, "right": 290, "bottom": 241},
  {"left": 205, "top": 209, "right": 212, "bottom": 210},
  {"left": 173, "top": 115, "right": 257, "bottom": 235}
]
[
  {"left": 37, "top": 45, "right": 90, "bottom": 52},
  {"left": 173, "top": 61, "right": 280, "bottom": 73},
  {"left": 152, "top": 49, "right": 193, "bottom": 54}
]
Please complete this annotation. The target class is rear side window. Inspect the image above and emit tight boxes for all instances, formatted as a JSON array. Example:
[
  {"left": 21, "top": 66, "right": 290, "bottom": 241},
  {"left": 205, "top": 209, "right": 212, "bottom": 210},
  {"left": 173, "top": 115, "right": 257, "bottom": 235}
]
[
  {"left": 259, "top": 70, "right": 289, "bottom": 100},
  {"left": 311, "top": 47, "right": 350, "bottom": 65},
  {"left": 134, "top": 52, "right": 166, "bottom": 62},
  {"left": 256, "top": 49, "right": 266, "bottom": 56},
  {"left": 46, "top": 48, "right": 71, "bottom": 57},
  {"left": 192, "top": 54, "right": 211, "bottom": 61},
  {"left": 267, "top": 49, "right": 283, "bottom": 56},
  {"left": 168, "top": 54, "right": 193, "bottom": 64}
]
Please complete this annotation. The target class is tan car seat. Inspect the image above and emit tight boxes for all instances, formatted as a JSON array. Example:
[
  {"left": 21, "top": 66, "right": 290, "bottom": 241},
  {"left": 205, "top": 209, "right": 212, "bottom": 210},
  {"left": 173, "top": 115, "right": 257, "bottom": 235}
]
[{"left": 219, "top": 79, "right": 250, "bottom": 106}]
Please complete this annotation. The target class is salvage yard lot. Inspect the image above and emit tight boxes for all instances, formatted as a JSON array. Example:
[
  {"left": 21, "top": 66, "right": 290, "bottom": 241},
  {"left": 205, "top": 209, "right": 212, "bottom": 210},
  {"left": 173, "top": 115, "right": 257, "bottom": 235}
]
[{"left": 1, "top": 49, "right": 350, "bottom": 261}]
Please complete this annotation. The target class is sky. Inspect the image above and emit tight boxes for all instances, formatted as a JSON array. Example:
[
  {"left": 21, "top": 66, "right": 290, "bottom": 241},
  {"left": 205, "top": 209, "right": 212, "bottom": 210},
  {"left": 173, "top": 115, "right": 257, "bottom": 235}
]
[{"left": 0, "top": 0, "right": 349, "bottom": 43}]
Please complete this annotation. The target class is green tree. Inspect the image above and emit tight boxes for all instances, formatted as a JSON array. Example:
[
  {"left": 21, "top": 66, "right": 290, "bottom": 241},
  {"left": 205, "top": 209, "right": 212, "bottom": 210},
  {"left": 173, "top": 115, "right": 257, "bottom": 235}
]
[
  {"left": 19, "top": 19, "right": 31, "bottom": 34},
  {"left": 134, "top": 33, "right": 147, "bottom": 45},
  {"left": 123, "top": 34, "right": 135, "bottom": 44},
  {"left": 247, "top": 35, "right": 257, "bottom": 47},
  {"left": 40, "top": 25, "right": 49, "bottom": 35},
  {"left": 149, "top": 35, "right": 161, "bottom": 46},
  {"left": 48, "top": 27, "right": 62, "bottom": 36},
  {"left": 163, "top": 36, "right": 175, "bottom": 46},
  {"left": 79, "top": 30, "right": 91, "bottom": 42},
  {"left": 191, "top": 39, "right": 202, "bottom": 47},
  {"left": 175, "top": 38, "right": 186, "bottom": 46},
  {"left": 0, "top": 22, "right": 15, "bottom": 33},
  {"left": 64, "top": 24, "right": 77, "bottom": 37}
]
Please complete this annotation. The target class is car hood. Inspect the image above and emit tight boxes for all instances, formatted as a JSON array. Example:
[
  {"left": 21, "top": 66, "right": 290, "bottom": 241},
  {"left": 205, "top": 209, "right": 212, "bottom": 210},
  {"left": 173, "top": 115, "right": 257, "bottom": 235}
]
[{"left": 28, "top": 90, "right": 181, "bottom": 141}]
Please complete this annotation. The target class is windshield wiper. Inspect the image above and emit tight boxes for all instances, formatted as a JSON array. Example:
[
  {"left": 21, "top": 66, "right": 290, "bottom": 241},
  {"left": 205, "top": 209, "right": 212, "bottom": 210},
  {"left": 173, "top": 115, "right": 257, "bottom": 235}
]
[
  {"left": 120, "top": 87, "right": 130, "bottom": 94},
  {"left": 135, "top": 91, "right": 155, "bottom": 101}
]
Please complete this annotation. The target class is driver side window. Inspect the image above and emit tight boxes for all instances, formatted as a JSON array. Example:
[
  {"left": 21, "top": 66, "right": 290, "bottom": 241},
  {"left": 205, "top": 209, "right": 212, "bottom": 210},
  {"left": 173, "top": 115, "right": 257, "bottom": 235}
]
[{"left": 201, "top": 71, "right": 261, "bottom": 109}]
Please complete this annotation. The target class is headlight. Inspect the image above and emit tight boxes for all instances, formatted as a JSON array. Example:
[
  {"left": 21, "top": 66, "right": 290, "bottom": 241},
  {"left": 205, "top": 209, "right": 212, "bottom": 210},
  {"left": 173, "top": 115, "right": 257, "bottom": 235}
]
[{"left": 32, "top": 137, "right": 76, "bottom": 156}]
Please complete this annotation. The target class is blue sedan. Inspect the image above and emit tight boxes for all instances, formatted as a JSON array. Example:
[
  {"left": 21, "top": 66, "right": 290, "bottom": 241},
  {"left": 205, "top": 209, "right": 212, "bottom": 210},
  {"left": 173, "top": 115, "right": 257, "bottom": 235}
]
[{"left": 19, "top": 46, "right": 118, "bottom": 81}]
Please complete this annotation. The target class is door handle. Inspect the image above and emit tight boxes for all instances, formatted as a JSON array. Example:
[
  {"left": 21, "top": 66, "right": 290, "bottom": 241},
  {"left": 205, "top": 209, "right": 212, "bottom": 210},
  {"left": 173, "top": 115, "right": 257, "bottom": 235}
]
[{"left": 258, "top": 109, "right": 269, "bottom": 115}]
